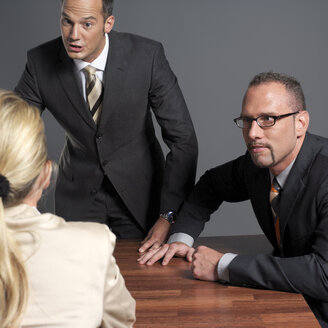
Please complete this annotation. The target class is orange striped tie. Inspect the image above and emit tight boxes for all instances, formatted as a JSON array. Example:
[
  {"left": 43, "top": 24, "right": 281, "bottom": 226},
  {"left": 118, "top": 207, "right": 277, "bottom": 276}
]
[
  {"left": 270, "top": 178, "right": 281, "bottom": 247},
  {"left": 83, "top": 65, "right": 103, "bottom": 123}
]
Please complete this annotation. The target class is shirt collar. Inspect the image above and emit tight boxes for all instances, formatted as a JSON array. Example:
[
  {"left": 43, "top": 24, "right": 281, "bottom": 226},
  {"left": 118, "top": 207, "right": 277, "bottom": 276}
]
[
  {"left": 73, "top": 33, "right": 109, "bottom": 72},
  {"left": 269, "top": 159, "right": 295, "bottom": 189}
]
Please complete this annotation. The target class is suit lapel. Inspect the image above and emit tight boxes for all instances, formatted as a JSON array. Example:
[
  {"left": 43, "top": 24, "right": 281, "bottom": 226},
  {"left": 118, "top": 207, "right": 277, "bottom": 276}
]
[
  {"left": 278, "top": 133, "right": 316, "bottom": 243},
  {"left": 56, "top": 45, "right": 96, "bottom": 130},
  {"left": 278, "top": 170, "right": 305, "bottom": 245},
  {"left": 98, "top": 31, "right": 128, "bottom": 132}
]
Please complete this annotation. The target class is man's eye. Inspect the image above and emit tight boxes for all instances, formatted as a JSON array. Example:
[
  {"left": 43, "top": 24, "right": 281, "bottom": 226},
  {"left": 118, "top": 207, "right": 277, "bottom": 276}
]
[
  {"left": 261, "top": 116, "right": 274, "bottom": 122},
  {"left": 85, "top": 22, "right": 92, "bottom": 28},
  {"left": 62, "top": 18, "right": 70, "bottom": 25}
]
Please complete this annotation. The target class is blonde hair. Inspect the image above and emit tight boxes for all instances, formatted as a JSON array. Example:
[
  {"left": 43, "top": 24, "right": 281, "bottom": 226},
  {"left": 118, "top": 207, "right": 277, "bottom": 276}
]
[{"left": 0, "top": 90, "right": 48, "bottom": 327}]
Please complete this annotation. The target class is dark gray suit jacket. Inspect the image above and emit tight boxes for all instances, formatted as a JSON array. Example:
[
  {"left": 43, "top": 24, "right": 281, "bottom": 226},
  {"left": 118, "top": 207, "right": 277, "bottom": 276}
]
[
  {"left": 15, "top": 31, "right": 198, "bottom": 230},
  {"left": 172, "top": 132, "right": 328, "bottom": 326}
]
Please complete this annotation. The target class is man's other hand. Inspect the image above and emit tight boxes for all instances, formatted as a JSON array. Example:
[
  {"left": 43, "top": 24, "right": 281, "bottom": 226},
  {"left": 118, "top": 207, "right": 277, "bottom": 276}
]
[
  {"left": 192, "top": 246, "right": 224, "bottom": 281},
  {"left": 138, "top": 242, "right": 194, "bottom": 266},
  {"left": 139, "top": 217, "right": 171, "bottom": 253}
]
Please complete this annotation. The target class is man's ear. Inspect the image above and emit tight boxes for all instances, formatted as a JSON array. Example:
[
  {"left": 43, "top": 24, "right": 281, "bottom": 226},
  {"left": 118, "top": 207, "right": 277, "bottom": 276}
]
[
  {"left": 296, "top": 110, "right": 309, "bottom": 137},
  {"left": 104, "top": 15, "right": 115, "bottom": 34}
]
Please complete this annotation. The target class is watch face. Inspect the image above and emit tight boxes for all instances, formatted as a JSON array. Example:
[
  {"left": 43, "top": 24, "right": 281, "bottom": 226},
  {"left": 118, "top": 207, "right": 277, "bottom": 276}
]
[
  {"left": 167, "top": 211, "right": 176, "bottom": 223},
  {"left": 160, "top": 211, "right": 176, "bottom": 223}
]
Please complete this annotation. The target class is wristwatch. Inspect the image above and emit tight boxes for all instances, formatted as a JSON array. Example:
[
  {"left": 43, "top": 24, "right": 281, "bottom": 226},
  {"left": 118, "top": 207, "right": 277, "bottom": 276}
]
[{"left": 160, "top": 211, "right": 177, "bottom": 224}]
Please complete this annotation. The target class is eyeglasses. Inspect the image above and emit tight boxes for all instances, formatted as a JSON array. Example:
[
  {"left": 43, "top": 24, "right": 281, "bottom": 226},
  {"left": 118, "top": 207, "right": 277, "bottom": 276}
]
[{"left": 233, "top": 111, "right": 300, "bottom": 129}]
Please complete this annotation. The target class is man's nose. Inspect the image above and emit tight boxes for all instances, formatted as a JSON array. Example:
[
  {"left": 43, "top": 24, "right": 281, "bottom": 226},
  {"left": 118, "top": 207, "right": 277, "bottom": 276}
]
[
  {"left": 70, "top": 24, "right": 80, "bottom": 40},
  {"left": 246, "top": 120, "right": 263, "bottom": 140}
]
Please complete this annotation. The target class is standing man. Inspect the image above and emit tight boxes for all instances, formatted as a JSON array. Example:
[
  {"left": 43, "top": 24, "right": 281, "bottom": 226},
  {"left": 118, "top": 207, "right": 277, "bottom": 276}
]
[
  {"left": 15, "top": 0, "right": 198, "bottom": 247},
  {"left": 139, "top": 72, "right": 328, "bottom": 326}
]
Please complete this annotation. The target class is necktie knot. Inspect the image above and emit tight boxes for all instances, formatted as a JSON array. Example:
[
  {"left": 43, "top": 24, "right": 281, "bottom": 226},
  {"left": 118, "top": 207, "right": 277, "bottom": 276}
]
[
  {"left": 270, "top": 177, "right": 281, "bottom": 201},
  {"left": 83, "top": 65, "right": 97, "bottom": 76},
  {"left": 272, "top": 177, "right": 281, "bottom": 192}
]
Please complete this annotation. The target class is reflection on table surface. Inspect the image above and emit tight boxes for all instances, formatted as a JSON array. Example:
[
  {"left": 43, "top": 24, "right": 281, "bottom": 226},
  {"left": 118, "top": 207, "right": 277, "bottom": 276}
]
[{"left": 115, "top": 235, "right": 319, "bottom": 328}]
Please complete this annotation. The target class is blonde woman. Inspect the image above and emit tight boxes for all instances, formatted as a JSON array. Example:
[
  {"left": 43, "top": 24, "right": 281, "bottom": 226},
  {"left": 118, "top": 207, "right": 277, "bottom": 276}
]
[{"left": 0, "top": 90, "right": 135, "bottom": 328}]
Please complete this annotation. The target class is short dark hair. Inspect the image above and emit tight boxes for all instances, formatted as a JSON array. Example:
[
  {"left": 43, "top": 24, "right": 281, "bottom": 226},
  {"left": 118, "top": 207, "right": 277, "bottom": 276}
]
[
  {"left": 244, "top": 71, "right": 306, "bottom": 112},
  {"left": 60, "top": 0, "right": 114, "bottom": 19},
  {"left": 102, "top": 0, "right": 114, "bottom": 18}
]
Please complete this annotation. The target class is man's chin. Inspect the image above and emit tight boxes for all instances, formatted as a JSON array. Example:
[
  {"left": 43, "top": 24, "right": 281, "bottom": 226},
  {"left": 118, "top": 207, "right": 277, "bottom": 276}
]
[
  {"left": 66, "top": 51, "right": 83, "bottom": 60},
  {"left": 250, "top": 155, "right": 273, "bottom": 168}
]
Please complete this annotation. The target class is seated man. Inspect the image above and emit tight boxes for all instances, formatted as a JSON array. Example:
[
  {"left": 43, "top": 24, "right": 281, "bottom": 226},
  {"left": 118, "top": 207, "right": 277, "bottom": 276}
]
[{"left": 139, "top": 72, "right": 328, "bottom": 326}]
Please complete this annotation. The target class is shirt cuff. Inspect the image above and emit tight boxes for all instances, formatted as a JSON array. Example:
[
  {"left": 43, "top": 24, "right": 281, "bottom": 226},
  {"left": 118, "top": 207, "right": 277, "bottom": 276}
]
[
  {"left": 217, "top": 253, "right": 238, "bottom": 282},
  {"left": 167, "top": 233, "right": 194, "bottom": 247}
]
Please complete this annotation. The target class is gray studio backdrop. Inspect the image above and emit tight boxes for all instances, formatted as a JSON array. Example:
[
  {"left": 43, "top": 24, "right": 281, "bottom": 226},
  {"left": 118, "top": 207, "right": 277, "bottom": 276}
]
[{"left": 1, "top": 0, "right": 328, "bottom": 236}]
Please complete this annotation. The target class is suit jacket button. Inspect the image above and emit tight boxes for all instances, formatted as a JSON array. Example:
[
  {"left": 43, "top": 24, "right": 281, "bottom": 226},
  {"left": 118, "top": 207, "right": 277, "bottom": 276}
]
[
  {"left": 102, "top": 160, "right": 109, "bottom": 166},
  {"left": 96, "top": 134, "right": 103, "bottom": 140},
  {"left": 90, "top": 189, "right": 97, "bottom": 196}
]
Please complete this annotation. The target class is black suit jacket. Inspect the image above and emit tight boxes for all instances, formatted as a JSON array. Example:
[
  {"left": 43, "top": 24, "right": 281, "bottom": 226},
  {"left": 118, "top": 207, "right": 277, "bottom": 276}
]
[
  {"left": 172, "top": 132, "right": 328, "bottom": 326},
  {"left": 15, "top": 31, "right": 198, "bottom": 230}
]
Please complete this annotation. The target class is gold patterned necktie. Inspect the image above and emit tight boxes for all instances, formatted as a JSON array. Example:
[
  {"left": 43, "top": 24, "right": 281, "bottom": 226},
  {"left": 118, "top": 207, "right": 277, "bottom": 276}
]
[
  {"left": 83, "top": 65, "right": 103, "bottom": 123},
  {"left": 269, "top": 177, "right": 281, "bottom": 247}
]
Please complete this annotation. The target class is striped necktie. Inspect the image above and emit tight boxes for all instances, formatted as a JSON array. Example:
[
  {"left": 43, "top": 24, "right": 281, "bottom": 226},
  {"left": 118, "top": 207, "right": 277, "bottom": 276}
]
[
  {"left": 269, "top": 177, "right": 282, "bottom": 247},
  {"left": 83, "top": 65, "right": 103, "bottom": 123}
]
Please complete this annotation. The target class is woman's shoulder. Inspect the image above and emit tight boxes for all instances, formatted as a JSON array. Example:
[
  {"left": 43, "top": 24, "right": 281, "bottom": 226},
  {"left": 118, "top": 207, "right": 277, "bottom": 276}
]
[{"left": 58, "top": 220, "right": 116, "bottom": 258}]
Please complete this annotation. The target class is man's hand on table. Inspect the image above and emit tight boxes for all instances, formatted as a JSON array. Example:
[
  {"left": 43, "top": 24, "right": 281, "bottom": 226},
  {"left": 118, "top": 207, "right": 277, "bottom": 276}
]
[
  {"left": 192, "top": 246, "right": 223, "bottom": 281},
  {"left": 139, "top": 217, "right": 171, "bottom": 253},
  {"left": 138, "top": 241, "right": 195, "bottom": 266}
]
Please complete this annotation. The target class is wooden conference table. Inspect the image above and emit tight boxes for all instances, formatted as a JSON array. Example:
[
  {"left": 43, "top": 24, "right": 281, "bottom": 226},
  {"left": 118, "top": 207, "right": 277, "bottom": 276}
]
[{"left": 115, "top": 235, "right": 319, "bottom": 328}]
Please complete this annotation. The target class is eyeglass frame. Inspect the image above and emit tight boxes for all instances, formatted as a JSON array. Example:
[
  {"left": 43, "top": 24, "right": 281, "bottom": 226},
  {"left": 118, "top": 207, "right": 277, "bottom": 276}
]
[{"left": 233, "top": 110, "right": 301, "bottom": 129}]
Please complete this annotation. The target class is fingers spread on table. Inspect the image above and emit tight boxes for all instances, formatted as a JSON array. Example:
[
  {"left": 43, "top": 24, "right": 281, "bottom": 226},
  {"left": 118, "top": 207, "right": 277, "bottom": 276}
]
[{"left": 137, "top": 244, "right": 170, "bottom": 265}]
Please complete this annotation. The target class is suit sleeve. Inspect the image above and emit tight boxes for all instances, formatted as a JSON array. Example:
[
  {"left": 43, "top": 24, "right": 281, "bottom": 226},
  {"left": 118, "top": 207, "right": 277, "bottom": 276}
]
[
  {"left": 101, "top": 227, "right": 136, "bottom": 328},
  {"left": 229, "top": 178, "right": 328, "bottom": 303},
  {"left": 171, "top": 154, "right": 251, "bottom": 240},
  {"left": 148, "top": 43, "right": 198, "bottom": 213},
  {"left": 14, "top": 50, "right": 45, "bottom": 112}
]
